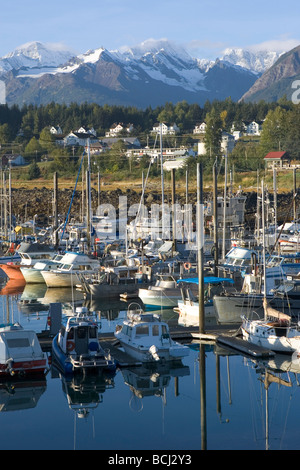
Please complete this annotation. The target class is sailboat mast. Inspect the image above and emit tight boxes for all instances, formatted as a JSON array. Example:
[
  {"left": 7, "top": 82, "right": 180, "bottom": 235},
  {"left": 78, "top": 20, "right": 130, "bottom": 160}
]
[{"left": 262, "top": 179, "right": 267, "bottom": 318}]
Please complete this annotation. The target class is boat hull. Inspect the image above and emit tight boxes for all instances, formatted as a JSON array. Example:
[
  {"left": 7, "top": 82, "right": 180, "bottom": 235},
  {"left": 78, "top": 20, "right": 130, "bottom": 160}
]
[
  {"left": 0, "top": 264, "right": 24, "bottom": 281},
  {"left": 0, "top": 358, "right": 47, "bottom": 378},
  {"left": 20, "top": 267, "right": 45, "bottom": 284},
  {"left": 138, "top": 288, "right": 180, "bottom": 308},
  {"left": 42, "top": 271, "right": 76, "bottom": 288},
  {"left": 241, "top": 319, "right": 300, "bottom": 354},
  {"left": 118, "top": 339, "right": 189, "bottom": 363},
  {"left": 52, "top": 335, "right": 116, "bottom": 375}
]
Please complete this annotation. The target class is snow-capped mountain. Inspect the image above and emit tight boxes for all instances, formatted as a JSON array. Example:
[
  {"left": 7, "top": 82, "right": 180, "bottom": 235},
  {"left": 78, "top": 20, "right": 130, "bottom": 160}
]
[
  {"left": 0, "top": 40, "right": 286, "bottom": 107},
  {"left": 0, "top": 41, "right": 75, "bottom": 74},
  {"left": 220, "top": 48, "right": 283, "bottom": 74}
]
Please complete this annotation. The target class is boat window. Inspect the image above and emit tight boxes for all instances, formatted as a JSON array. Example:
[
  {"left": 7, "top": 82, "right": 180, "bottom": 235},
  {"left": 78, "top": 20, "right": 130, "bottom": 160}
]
[
  {"left": 152, "top": 325, "right": 159, "bottom": 336},
  {"left": 67, "top": 328, "right": 74, "bottom": 339},
  {"left": 89, "top": 326, "right": 97, "bottom": 338},
  {"left": 135, "top": 325, "right": 149, "bottom": 336},
  {"left": 6, "top": 338, "right": 30, "bottom": 348},
  {"left": 78, "top": 265, "right": 92, "bottom": 271},
  {"left": 161, "top": 325, "right": 168, "bottom": 336},
  {"left": 61, "top": 264, "right": 72, "bottom": 271},
  {"left": 77, "top": 327, "right": 87, "bottom": 339}
]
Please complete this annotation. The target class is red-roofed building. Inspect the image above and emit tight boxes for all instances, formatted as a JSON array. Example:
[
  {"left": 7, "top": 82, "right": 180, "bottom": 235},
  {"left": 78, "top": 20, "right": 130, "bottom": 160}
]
[{"left": 264, "top": 151, "right": 290, "bottom": 168}]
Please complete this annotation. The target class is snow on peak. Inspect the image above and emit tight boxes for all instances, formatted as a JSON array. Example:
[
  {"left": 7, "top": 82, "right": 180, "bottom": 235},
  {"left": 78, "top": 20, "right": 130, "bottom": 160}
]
[
  {"left": 220, "top": 48, "right": 283, "bottom": 74},
  {"left": 0, "top": 41, "right": 75, "bottom": 73}
]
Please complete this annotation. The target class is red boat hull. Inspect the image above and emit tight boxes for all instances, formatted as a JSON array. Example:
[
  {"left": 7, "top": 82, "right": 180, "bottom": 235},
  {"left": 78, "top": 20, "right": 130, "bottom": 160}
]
[{"left": 0, "top": 263, "right": 24, "bottom": 281}]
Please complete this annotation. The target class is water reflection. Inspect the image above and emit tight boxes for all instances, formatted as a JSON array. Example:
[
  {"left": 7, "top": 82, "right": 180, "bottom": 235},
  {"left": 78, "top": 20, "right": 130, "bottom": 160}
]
[
  {"left": 0, "top": 377, "right": 47, "bottom": 412},
  {"left": 1, "top": 276, "right": 300, "bottom": 449}
]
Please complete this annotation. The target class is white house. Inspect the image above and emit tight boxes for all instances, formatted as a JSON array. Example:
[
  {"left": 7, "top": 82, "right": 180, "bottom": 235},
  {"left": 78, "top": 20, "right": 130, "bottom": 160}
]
[
  {"left": 77, "top": 126, "right": 97, "bottom": 136},
  {"left": 62, "top": 131, "right": 98, "bottom": 147},
  {"left": 244, "top": 121, "right": 263, "bottom": 136},
  {"left": 50, "top": 125, "right": 63, "bottom": 135},
  {"left": 151, "top": 122, "right": 180, "bottom": 135},
  {"left": 193, "top": 122, "right": 207, "bottom": 134},
  {"left": 105, "top": 123, "right": 134, "bottom": 137},
  {"left": 197, "top": 132, "right": 235, "bottom": 155}
]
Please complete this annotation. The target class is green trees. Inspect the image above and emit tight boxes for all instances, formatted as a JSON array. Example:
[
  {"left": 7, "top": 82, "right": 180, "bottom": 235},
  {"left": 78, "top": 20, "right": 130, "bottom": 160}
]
[{"left": 204, "top": 108, "right": 222, "bottom": 157}]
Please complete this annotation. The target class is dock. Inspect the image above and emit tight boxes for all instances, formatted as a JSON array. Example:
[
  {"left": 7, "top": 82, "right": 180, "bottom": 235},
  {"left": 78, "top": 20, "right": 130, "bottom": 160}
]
[{"left": 39, "top": 321, "right": 275, "bottom": 365}]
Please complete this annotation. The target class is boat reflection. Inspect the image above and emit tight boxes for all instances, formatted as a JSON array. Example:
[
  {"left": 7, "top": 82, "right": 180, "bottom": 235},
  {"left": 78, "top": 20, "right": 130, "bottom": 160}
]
[
  {"left": 0, "top": 377, "right": 47, "bottom": 412},
  {"left": 0, "top": 278, "right": 25, "bottom": 296},
  {"left": 121, "top": 361, "right": 190, "bottom": 411},
  {"left": 52, "top": 365, "right": 115, "bottom": 417}
]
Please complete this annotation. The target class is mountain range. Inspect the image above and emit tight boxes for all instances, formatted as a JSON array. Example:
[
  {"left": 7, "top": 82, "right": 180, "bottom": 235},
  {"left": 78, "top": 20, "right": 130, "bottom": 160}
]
[{"left": 0, "top": 40, "right": 293, "bottom": 108}]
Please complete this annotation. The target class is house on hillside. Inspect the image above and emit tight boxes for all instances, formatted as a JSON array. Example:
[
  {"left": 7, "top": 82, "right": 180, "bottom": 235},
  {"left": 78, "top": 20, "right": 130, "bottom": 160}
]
[
  {"left": 77, "top": 127, "right": 97, "bottom": 136},
  {"left": 105, "top": 123, "right": 134, "bottom": 137},
  {"left": 193, "top": 122, "right": 207, "bottom": 134},
  {"left": 264, "top": 151, "right": 290, "bottom": 169},
  {"left": 2, "top": 153, "right": 26, "bottom": 167},
  {"left": 50, "top": 125, "right": 63, "bottom": 135},
  {"left": 62, "top": 131, "right": 98, "bottom": 147},
  {"left": 151, "top": 122, "right": 180, "bottom": 135},
  {"left": 244, "top": 120, "right": 263, "bottom": 136}
]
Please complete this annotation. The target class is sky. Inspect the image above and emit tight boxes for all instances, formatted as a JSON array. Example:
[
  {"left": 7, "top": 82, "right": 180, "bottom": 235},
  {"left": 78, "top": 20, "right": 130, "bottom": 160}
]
[{"left": 1, "top": 0, "right": 300, "bottom": 59}]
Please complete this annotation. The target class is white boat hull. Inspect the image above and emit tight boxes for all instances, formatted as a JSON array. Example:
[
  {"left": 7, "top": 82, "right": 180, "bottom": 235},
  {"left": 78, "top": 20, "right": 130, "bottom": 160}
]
[
  {"left": 138, "top": 288, "right": 180, "bottom": 308},
  {"left": 118, "top": 339, "right": 189, "bottom": 363},
  {"left": 176, "top": 300, "right": 216, "bottom": 327},
  {"left": 241, "top": 318, "right": 300, "bottom": 354},
  {"left": 41, "top": 271, "right": 77, "bottom": 288},
  {"left": 20, "top": 267, "right": 45, "bottom": 284}
]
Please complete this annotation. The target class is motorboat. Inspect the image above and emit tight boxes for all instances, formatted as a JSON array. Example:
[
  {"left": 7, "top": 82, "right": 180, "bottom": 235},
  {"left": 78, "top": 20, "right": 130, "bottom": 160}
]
[
  {"left": 20, "top": 254, "right": 64, "bottom": 284},
  {"left": 0, "top": 242, "right": 57, "bottom": 281},
  {"left": 175, "top": 276, "right": 235, "bottom": 326},
  {"left": 241, "top": 302, "right": 300, "bottom": 355},
  {"left": 114, "top": 304, "right": 189, "bottom": 363},
  {"left": 0, "top": 323, "right": 48, "bottom": 378},
  {"left": 41, "top": 251, "right": 101, "bottom": 288},
  {"left": 138, "top": 273, "right": 198, "bottom": 309},
  {"left": 52, "top": 307, "right": 116, "bottom": 375}
]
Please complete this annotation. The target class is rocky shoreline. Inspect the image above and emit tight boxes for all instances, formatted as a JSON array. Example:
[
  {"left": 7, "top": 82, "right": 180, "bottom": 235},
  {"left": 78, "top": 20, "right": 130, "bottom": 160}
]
[{"left": 11, "top": 187, "right": 297, "bottom": 229}]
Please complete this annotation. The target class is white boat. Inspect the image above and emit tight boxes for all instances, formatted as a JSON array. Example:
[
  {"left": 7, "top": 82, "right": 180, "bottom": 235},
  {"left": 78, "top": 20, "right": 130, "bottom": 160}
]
[
  {"left": 114, "top": 305, "right": 189, "bottom": 363},
  {"left": 138, "top": 274, "right": 194, "bottom": 309},
  {"left": 20, "top": 254, "right": 64, "bottom": 284},
  {"left": 241, "top": 303, "right": 300, "bottom": 355},
  {"left": 52, "top": 307, "right": 116, "bottom": 375},
  {"left": 0, "top": 323, "right": 48, "bottom": 378},
  {"left": 41, "top": 251, "right": 100, "bottom": 288},
  {"left": 175, "top": 276, "right": 235, "bottom": 326},
  {"left": 0, "top": 242, "right": 57, "bottom": 281}
]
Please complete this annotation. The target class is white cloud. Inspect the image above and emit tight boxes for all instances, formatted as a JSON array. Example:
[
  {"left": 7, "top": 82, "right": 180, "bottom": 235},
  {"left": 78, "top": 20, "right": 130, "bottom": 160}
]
[{"left": 246, "top": 37, "right": 300, "bottom": 53}]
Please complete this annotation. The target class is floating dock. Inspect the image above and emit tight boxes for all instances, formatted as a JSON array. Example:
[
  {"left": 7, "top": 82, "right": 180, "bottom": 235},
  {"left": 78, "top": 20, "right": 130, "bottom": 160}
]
[{"left": 38, "top": 321, "right": 276, "bottom": 362}]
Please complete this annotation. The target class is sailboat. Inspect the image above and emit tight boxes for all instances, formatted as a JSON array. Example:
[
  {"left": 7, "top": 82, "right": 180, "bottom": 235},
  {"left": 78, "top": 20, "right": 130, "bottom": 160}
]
[{"left": 241, "top": 179, "right": 300, "bottom": 355}]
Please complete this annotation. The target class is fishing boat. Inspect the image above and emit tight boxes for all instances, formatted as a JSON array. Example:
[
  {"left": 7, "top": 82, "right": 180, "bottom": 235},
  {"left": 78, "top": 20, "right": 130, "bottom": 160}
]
[
  {"left": 41, "top": 251, "right": 101, "bottom": 288},
  {"left": 52, "top": 307, "right": 116, "bottom": 375},
  {"left": 0, "top": 242, "right": 57, "bottom": 281},
  {"left": 114, "top": 304, "right": 189, "bottom": 363},
  {"left": 0, "top": 323, "right": 48, "bottom": 378}
]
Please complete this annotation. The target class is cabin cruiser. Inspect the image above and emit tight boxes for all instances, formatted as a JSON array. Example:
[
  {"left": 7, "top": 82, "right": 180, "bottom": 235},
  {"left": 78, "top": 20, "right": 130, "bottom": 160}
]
[
  {"left": 52, "top": 307, "right": 116, "bottom": 375},
  {"left": 41, "top": 251, "right": 101, "bottom": 288},
  {"left": 20, "top": 254, "right": 64, "bottom": 284},
  {"left": 0, "top": 242, "right": 57, "bottom": 281},
  {"left": 0, "top": 323, "right": 48, "bottom": 378},
  {"left": 115, "top": 305, "right": 189, "bottom": 363}
]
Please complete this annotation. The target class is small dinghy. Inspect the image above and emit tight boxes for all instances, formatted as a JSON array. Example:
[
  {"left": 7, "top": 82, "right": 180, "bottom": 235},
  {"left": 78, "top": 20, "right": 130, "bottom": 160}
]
[
  {"left": 114, "top": 303, "right": 189, "bottom": 363},
  {"left": 0, "top": 323, "right": 47, "bottom": 378},
  {"left": 52, "top": 307, "right": 116, "bottom": 375}
]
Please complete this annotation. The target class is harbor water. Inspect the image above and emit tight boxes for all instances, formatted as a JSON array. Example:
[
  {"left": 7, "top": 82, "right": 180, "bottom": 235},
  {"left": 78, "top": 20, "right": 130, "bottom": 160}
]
[{"left": 1, "top": 276, "right": 300, "bottom": 451}]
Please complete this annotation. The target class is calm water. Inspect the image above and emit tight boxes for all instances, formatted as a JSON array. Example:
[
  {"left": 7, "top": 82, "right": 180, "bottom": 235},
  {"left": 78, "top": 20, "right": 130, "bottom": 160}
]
[{"left": 1, "top": 277, "right": 300, "bottom": 451}]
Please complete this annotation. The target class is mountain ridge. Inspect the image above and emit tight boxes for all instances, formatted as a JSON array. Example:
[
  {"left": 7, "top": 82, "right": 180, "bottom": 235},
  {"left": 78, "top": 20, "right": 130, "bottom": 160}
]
[{"left": 0, "top": 40, "right": 285, "bottom": 108}]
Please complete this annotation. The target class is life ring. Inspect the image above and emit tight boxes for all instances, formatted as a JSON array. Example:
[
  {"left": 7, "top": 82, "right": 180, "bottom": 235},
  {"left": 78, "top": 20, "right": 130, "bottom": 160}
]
[
  {"left": 67, "top": 341, "right": 75, "bottom": 352},
  {"left": 184, "top": 262, "right": 191, "bottom": 271}
]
